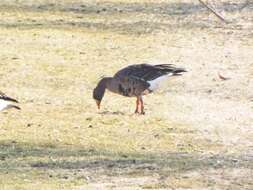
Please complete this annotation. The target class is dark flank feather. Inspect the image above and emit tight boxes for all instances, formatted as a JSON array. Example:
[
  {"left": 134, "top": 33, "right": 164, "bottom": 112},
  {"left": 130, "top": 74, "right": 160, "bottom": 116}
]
[{"left": 116, "top": 76, "right": 150, "bottom": 97}]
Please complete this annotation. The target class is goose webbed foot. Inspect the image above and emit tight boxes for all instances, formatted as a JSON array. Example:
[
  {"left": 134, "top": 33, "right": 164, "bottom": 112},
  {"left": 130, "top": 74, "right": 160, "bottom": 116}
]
[{"left": 134, "top": 110, "right": 145, "bottom": 115}]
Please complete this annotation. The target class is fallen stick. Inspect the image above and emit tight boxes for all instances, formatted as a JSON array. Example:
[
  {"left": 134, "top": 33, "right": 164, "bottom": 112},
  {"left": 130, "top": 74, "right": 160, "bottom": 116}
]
[{"left": 198, "top": 0, "right": 228, "bottom": 23}]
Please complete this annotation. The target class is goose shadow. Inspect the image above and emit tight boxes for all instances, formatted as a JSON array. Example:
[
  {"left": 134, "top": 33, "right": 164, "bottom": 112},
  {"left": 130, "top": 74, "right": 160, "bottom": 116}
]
[{"left": 98, "top": 110, "right": 126, "bottom": 116}]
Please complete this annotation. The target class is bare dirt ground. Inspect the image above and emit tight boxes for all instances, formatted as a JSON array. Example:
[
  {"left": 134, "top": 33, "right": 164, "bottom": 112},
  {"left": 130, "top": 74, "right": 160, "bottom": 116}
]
[{"left": 0, "top": 0, "right": 252, "bottom": 189}]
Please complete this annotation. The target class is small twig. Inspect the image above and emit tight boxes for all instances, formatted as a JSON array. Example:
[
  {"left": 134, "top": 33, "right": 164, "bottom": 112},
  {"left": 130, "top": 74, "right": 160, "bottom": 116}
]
[{"left": 198, "top": 0, "right": 228, "bottom": 23}]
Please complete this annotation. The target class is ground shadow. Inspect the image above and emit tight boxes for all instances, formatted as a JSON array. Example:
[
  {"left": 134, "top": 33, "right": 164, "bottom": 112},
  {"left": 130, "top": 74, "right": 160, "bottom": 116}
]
[
  {"left": 0, "top": 1, "right": 252, "bottom": 34},
  {"left": 4, "top": 1, "right": 252, "bottom": 16},
  {"left": 0, "top": 140, "right": 252, "bottom": 177}
]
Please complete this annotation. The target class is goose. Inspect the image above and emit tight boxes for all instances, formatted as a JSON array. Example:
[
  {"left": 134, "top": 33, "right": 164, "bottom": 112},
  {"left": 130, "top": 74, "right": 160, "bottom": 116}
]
[
  {"left": 93, "top": 63, "right": 186, "bottom": 114},
  {"left": 0, "top": 91, "right": 20, "bottom": 111}
]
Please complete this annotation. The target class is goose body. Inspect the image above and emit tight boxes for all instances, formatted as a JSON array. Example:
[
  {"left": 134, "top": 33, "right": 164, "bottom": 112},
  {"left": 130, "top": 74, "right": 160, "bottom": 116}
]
[
  {"left": 0, "top": 91, "right": 20, "bottom": 111},
  {"left": 93, "top": 63, "right": 186, "bottom": 114}
]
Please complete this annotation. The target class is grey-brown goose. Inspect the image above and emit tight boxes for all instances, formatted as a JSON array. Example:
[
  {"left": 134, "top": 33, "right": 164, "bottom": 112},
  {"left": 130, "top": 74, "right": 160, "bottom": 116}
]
[
  {"left": 93, "top": 64, "right": 186, "bottom": 114},
  {"left": 0, "top": 91, "right": 20, "bottom": 111}
]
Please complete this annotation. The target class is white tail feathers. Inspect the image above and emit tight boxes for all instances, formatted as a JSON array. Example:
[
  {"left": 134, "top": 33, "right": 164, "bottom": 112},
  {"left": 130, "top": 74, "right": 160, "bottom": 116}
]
[{"left": 147, "top": 73, "right": 173, "bottom": 91}]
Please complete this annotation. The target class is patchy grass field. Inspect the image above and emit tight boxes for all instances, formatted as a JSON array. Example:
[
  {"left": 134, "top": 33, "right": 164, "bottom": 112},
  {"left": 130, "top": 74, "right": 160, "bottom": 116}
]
[{"left": 0, "top": 0, "right": 252, "bottom": 189}]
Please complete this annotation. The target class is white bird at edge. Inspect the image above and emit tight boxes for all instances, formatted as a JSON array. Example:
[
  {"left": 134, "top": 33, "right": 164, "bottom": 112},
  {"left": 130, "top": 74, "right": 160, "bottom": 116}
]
[{"left": 0, "top": 91, "right": 20, "bottom": 111}]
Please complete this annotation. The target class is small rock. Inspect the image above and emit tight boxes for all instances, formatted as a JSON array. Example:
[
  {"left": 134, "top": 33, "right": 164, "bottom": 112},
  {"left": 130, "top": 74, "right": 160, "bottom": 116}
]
[{"left": 27, "top": 123, "right": 32, "bottom": 127}]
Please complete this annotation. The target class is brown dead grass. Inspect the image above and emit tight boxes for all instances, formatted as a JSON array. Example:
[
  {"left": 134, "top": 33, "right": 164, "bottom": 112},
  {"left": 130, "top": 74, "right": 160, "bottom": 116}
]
[{"left": 0, "top": 0, "right": 252, "bottom": 189}]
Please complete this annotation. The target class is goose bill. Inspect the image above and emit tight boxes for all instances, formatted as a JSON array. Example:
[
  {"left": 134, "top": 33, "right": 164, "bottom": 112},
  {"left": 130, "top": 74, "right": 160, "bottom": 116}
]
[{"left": 95, "top": 100, "right": 101, "bottom": 109}]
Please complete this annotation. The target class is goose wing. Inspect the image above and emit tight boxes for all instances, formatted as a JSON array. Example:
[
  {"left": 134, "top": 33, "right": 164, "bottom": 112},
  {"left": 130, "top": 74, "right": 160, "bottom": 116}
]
[
  {"left": 114, "top": 64, "right": 186, "bottom": 81},
  {"left": 113, "top": 64, "right": 186, "bottom": 96}
]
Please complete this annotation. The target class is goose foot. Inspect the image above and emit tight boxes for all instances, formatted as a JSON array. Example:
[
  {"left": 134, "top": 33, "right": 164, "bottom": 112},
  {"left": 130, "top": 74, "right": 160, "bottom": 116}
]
[{"left": 134, "top": 110, "right": 145, "bottom": 115}]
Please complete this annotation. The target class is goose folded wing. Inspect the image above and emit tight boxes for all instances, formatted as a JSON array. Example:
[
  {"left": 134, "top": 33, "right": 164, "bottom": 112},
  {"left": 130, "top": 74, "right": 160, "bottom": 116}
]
[
  {"left": 114, "top": 64, "right": 183, "bottom": 81},
  {"left": 114, "top": 64, "right": 186, "bottom": 96}
]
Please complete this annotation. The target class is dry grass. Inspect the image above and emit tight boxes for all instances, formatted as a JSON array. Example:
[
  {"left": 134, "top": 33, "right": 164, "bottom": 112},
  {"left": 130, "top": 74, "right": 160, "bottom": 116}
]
[{"left": 0, "top": 0, "right": 252, "bottom": 189}]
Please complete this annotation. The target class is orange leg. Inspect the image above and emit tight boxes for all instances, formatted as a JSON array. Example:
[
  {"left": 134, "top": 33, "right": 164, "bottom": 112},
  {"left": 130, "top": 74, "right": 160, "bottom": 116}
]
[
  {"left": 140, "top": 96, "right": 145, "bottom": 115},
  {"left": 135, "top": 97, "right": 140, "bottom": 114}
]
